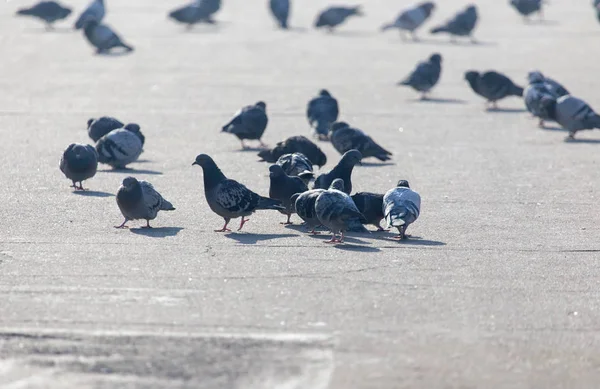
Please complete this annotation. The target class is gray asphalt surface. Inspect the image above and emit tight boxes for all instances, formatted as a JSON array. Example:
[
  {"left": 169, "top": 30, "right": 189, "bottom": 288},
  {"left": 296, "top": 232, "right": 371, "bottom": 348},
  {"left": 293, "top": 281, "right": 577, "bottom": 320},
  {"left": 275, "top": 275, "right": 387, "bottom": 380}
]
[{"left": 2, "top": 0, "right": 600, "bottom": 388}]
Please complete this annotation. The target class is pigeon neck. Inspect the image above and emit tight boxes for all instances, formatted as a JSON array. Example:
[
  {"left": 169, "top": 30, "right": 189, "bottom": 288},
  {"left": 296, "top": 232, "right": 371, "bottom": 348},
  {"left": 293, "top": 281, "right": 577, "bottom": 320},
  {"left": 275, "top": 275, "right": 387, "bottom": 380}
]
[
  {"left": 117, "top": 183, "right": 142, "bottom": 208},
  {"left": 466, "top": 77, "right": 479, "bottom": 94},
  {"left": 331, "top": 162, "right": 354, "bottom": 178},
  {"left": 203, "top": 163, "right": 227, "bottom": 190}
]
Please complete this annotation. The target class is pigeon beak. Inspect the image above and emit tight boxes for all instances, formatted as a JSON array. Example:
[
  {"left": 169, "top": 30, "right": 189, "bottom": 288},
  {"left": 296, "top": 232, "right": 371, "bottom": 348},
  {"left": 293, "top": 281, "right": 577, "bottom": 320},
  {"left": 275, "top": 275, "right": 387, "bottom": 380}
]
[{"left": 192, "top": 162, "right": 198, "bottom": 166}]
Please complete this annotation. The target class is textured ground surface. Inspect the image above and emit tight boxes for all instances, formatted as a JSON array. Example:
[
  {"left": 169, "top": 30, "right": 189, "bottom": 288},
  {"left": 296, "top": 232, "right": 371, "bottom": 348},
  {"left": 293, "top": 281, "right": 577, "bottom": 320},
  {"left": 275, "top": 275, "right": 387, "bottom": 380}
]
[{"left": 1, "top": 0, "right": 600, "bottom": 388}]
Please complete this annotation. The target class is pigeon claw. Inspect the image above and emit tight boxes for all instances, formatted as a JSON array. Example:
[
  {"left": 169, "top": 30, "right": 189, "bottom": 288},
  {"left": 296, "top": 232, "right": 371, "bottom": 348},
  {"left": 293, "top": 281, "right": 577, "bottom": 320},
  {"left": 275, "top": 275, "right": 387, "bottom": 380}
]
[
  {"left": 238, "top": 217, "right": 250, "bottom": 231},
  {"left": 214, "top": 227, "right": 232, "bottom": 232}
]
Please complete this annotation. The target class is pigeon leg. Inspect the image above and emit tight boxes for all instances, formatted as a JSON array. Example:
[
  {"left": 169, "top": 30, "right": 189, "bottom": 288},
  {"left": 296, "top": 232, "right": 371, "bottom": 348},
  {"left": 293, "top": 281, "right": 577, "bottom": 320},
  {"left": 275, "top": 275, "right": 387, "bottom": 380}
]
[
  {"left": 392, "top": 226, "right": 406, "bottom": 240},
  {"left": 566, "top": 132, "right": 576, "bottom": 141},
  {"left": 411, "top": 31, "right": 419, "bottom": 42},
  {"left": 375, "top": 222, "right": 386, "bottom": 232},
  {"left": 114, "top": 219, "right": 129, "bottom": 229},
  {"left": 142, "top": 220, "right": 152, "bottom": 229},
  {"left": 186, "top": 24, "right": 194, "bottom": 31},
  {"left": 238, "top": 217, "right": 250, "bottom": 231},
  {"left": 77, "top": 182, "right": 87, "bottom": 191},
  {"left": 309, "top": 227, "right": 321, "bottom": 235},
  {"left": 338, "top": 232, "right": 345, "bottom": 243},
  {"left": 538, "top": 119, "right": 545, "bottom": 128},
  {"left": 325, "top": 233, "right": 340, "bottom": 243},
  {"left": 240, "top": 140, "right": 247, "bottom": 150},
  {"left": 420, "top": 92, "right": 429, "bottom": 101},
  {"left": 470, "top": 36, "right": 477, "bottom": 44},
  {"left": 491, "top": 101, "right": 498, "bottom": 110},
  {"left": 280, "top": 214, "right": 292, "bottom": 225},
  {"left": 215, "top": 219, "right": 232, "bottom": 232}
]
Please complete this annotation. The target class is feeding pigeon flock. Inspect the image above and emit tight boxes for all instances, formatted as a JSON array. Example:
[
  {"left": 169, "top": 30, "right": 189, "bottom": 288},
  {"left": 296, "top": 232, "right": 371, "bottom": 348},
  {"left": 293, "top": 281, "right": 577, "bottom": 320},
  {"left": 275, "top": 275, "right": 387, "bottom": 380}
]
[{"left": 115, "top": 177, "right": 175, "bottom": 229}]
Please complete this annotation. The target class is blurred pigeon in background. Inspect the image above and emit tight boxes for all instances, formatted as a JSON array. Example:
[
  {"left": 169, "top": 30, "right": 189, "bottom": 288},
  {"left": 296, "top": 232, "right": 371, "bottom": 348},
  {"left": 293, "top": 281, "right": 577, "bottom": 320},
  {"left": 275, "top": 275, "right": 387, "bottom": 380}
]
[
  {"left": 595, "top": 0, "right": 600, "bottom": 22},
  {"left": 351, "top": 192, "right": 385, "bottom": 231},
  {"left": 540, "top": 95, "right": 600, "bottom": 139},
  {"left": 276, "top": 153, "right": 315, "bottom": 185},
  {"left": 222, "top": 101, "right": 269, "bottom": 149},
  {"left": 313, "top": 149, "right": 362, "bottom": 194},
  {"left": 268, "top": 164, "right": 308, "bottom": 224},
  {"left": 258, "top": 136, "right": 327, "bottom": 168},
  {"left": 87, "top": 116, "right": 123, "bottom": 142},
  {"left": 430, "top": 4, "right": 478, "bottom": 42},
  {"left": 464, "top": 71, "right": 524, "bottom": 109},
  {"left": 169, "top": 0, "right": 222, "bottom": 28},
  {"left": 74, "top": 0, "right": 104, "bottom": 30},
  {"left": 314, "top": 5, "right": 362, "bottom": 31},
  {"left": 16, "top": 1, "right": 72, "bottom": 30},
  {"left": 329, "top": 122, "right": 392, "bottom": 161},
  {"left": 291, "top": 189, "right": 325, "bottom": 234},
  {"left": 269, "top": 0, "right": 290, "bottom": 29},
  {"left": 59, "top": 143, "right": 98, "bottom": 190},
  {"left": 398, "top": 53, "right": 442, "bottom": 99},
  {"left": 307, "top": 89, "right": 339, "bottom": 140},
  {"left": 527, "top": 71, "right": 569, "bottom": 98},
  {"left": 383, "top": 180, "right": 421, "bottom": 240},
  {"left": 524, "top": 71, "right": 569, "bottom": 127},
  {"left": 510, "top": 0, "right": 544, "bottom": 21},
  {"left": 96, "top": 128, "right": 143, "bottom": 169},
  {"left": 115, "top": 177, "right": 175, "bottom": 229},
  {"left": 381, "top": 2, "right": 435, "bottom": 41},
  {"left": 83, "top": 20, "right": 134, "bottom": 54}
]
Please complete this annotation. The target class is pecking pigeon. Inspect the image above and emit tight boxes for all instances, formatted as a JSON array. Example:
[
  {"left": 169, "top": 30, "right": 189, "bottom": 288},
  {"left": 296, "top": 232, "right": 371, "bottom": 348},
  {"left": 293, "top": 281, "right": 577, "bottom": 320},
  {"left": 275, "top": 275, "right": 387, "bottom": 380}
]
[
  {"left": 398, "top": 53, "right": 442, "bottom": 99},
  {"left": 291, "top": 189, "right": 325, "bottom": 234},
  {"left": 115, "top": 177, "right": 175, "bottom": 229},
  {"left": 96, "top": 128, "right": 143, "bottom": 169},
  {"left": 74, "top": 0, "right": 104, "bottom": 30},
  {"left": 59, "top": 143, "right": 98, "bottom": 190},
  {"left": 329, "top": 122, "right": 392, "bottom": 161},
  {"left": 276, "top": 153, "right": 315, "bottom": 185},
  {"left": 313, "top": 149, "right": 362, "bottom": 194},
  {"left": 222, "top": 101, "right": 268, "bottom": 149},
  {"left": 258, "top": 136, "right": 327, "bottom": 168},
  {"left": 430, "top": 4, "right": 477, "bottom": 42},
  {"left": 268, "top": 164, "right": 308, "bottom": 224},
  {"left": 383, "top": 180, "right": 421, "bottom": 240},
  {"left": 540, "top": 95, "right": 600, "bottom": 139},
  {"left": 464, "top": 70, "right": 524, "bottom": 109},
  {"left": 314, "top": 5, "right": 362, "bottom": 31},
  {"left": 269, "top": 0, "right": 290, "bottom": 29},
  {"left": 524, "top": 72, "right": 569, "bottom": 127},
  {"left": 306, "top": 89, "right": 339, "bottom": 140},
  {"left": 16, "top": 1, "right": 72, "bottom": 29},
  {"left": 351, "top": 192, "right": 385, "bottom": 231},
  {"left": 381, "top": 2, "right": 435, "bottom": 40},
  {"left": 168, "top": 0, "right": 221, "bottom": 28},
  {"left": 83, "top": 20, "right": 134, "bottom": 54}
]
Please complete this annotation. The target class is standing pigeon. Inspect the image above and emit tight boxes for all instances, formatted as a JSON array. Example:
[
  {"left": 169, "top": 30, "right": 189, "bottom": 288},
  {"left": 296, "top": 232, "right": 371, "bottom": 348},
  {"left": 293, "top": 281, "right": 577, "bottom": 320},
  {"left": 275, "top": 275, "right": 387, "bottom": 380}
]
[
  {"left": 540, "top": 95, "right": 600, "bottom": 139},
  {"left": 59, "top": 143, "right": 98, "bottom": 190},
  {"left": 222, "top": 101, "right": 269, "bottom": 149},
  {"left": 383, "top": 180, "right": 421, "bottom": 240},
  {"left": 96, "top": 128, "right": 143, "bottom": 169},
  {"left": 192, "top": 154, "right": 284, "bottom": 231},
  {"left": 464, "top": 71, "right": 524, "bottom": 109},
  {"left": 74, "top": 0, "right": 104, "bottom": 30},
  {"left": 291, "top": 190, "right": 325, "bottom": 234},
  {"left": 268, "top": 165, "right": 308, "bottom": 224},
  {"left": 269, "top": 0, "right": 290, "bottom": 29},
  {"left": 510, "top": 0, "right": 543, "bottom": 20},
  {"left": 398, "top": 53, "right": 442, "bottom": 99},
  {"left": 430, "top": 4, "right": 478, "bottom": 42},
  {"left": 169, "top": 0, "right": 222, "bottom": 28},
  {"left": 83, "top": 20, "right": 134, "bottom": 54},
  {"left": 381, "top": 2, "right": 435, "bottom": 40},
  {"left": 257, "top": 136, "right": 327, "bottom": 168},
  {"left": 329, "top": 122, "right": 392, "bottom": 161},
  {"left": 16, "top": 1, "right": 72, "bottom": 30},
  {"left": 115, "top": 177, "right": 175, "bottom": 229},
  {"left": 314, "top": 6, "right": 362, "bottom": 31},
  {"left": 313, "top": 149, "right": 362, "bottom": 194},
  {"left": 87, "top": 116, "right": 123, "bottom": 142},
  {"left": 527, "top": 71, "right": 569, "bottom": 98},
  {"left": 351, "top": 192, "right": 385, "bottom": 231},
  {"left": 276, "top": 153, "right": 315, "bottom": 185},
  {"left": 524, "top": 72, "right": 569, "bottom": 127},
  {"left": 315, "top": 179, "right": 368, "bottom": 243},
  {"left": 306, "top": 89, "right": 339, "bottom": 140}
]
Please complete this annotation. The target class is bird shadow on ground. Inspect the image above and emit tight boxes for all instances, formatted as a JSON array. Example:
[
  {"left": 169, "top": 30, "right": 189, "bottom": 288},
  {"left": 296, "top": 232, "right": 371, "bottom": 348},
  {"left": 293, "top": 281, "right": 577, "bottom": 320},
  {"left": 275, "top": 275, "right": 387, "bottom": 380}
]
[
  {"left": 130, "top": 227, "right": 184, "bottom": 238},
  {"left": 360, "top": 161, "right": 395, "bottom": 167},
  {"left": 410, "top": 97, "right": 467, "bottom": 104},
  {"left": 99, "top": 167, "right": 162, "bottom": 175},
  {"left": 327, "top": 30, "right": 376, "bottom": 37},
  {"left": 225, "top": 233, "right": 297, "bottom": 244},
  {"left": 95, "top": 50, "right": 134, "bottom": 57},
  {"left": 308, "top": 233, "right": 371, "bottom": 245},
  {"left": 540, "top": 125, "right": 568, "bottom": 132},
  {"left": 284, "top": 26, "right": 308, "bottom": 33},
  {"left": 26, "top": 27, "right": 74, "bottom": 33},
  {"left": 525, "top": 19, "right": 558, "bottom": 26},
  {"left": 564, "top": 138, "right": 600, "bottom": 144},
  {"left": 236, "top": 147, "right": 268, "bottom": 153},
  {"left": 134, "top": 159, "right": 152, "bottom": 163},
  {"left": 371, "top": 233, "right": 446, "bottom": 246},
  {"left": 72, "top": 190, "right": 114, "bottom": 198},
  {"left": 414, "top": 38, "right": 497, "bottom": 47},
  {"left": 486, "top": 107, "right": 528, "bottom": 113}
]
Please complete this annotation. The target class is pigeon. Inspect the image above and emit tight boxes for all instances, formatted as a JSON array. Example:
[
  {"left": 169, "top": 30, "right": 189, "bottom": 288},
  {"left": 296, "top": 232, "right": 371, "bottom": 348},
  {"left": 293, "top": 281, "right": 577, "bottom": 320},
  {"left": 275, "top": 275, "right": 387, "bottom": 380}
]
[
  {"left": 222, "top": 101, "right": 268, "bottom": 149},
  {"left": 59, "top": 143, "right": 98, "bottom": 190},
  {"left": 269, "top": 0, "right": 290, "bottom": 29},
  {"left": 314, "top": 6, "right": 362, "bottom": 31},
  {"left": 315, "top": 179, "right": 368, "bottom": 243},
  {"left": 595, "top": 0, "right": 600, "bottom": 22},
  {"left": 383, "top": 180, "right": 421, "bottom": 240},
  {"left": 16, "top": 1, "right": 72, "bottom": 30},
  {"left": 87, "top": 117, "right": 124, "bottom": 142},
  {"left": 168, "top": 0, "right": 221, "bottom": 28},
  {"left": 398, "top": 53, "right": 442, "bottom": 99},
  {"left": 291, "top": 190, "right": 325, "bottom": 234},
  {"left": 257, "top": 136, "right": 327, "bottom": 168},
  {"left": 510, "top": 0, "right": 543, "bottom": 20},
  {"left": 74, "top": 0, "right": 104, "bottom": 30},
  {"left": 430, "top": 4, "right": 478, "bottom": 42},
  {"left": 115, "top": 177, "right": 175, "bottom": 229},
  {"left": 540, "top": 95, "right": 600, "bottom": 139},
  {"left": 83, "top": 20, "right": 134, "bottom": 54},
  {"left": 275, "top": 153, "right": 315, "bottom": 185},
  {"left": 527, "top": 71, "right": 569, "bottom": 98},
  {"left": 464, "top": 71, "right": 524, "bottom": 109},
  {"left": 306, "top": 89, "right": 340, "bottom": 140},
  {"left": 313, "top": 149, "right": 362, "bottom": 195},
  {"left": 268, "top": 164, "right": 308, "bottom": 224},
  {"left": 329, "top": 122, "right": 392, "bottom": 161},
  {"left": 524, "top": 72, "right": 569, "bottom": 127},
  {"left": 351, "top": 192, "right": 385, "bottom": 231},
  {"left": 381, "top": 2, "right": 435, "bottom": 40},
  {"left": 192, "top": 154, "right": 284, "bottom": 232},
  {"left": 96, "top": 128, "right": 143, "bottom": 169}
]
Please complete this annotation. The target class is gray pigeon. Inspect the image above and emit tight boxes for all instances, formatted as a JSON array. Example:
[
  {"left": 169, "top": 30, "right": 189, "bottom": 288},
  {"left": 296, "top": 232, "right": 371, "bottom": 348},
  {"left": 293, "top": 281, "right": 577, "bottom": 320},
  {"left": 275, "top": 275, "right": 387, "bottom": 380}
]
[
  {"left": 430, "top": 4, "right": 478, "bottom": 42},
  {"left": 115, "top": 177, "right": 175, "bottom": 229},
  {"left": 510, "top": 0, "right": 543, "bottom": 20},
  {"left": 381, "top": 2, "right": 435, "bottom": 40},
  {"left": 464, "top": 71, "right": 524, "bottom": 109},
  {"left": 315, "top": 179, "right": 368, "bottom": 243},
  {"left": 87, "top": 116, "right": 123, "bottom": 142},
  {"left": 222, "top": 101, "right": 268, "bottom": 149},
  {"left": 398, "top": 53, "right": 442, "bottom": 99},
  {"left": 192, "top": 154, "right": 285, "bottom": 231},
  {"left": 96, "top": 128, "right": 143, "bottom": 169},
  {"left": 383, "top": 180, "right": 421, "bottom": 240},
  {"left": 306, "top": 89, "right": 339, "bottom": 140},
  {"left": 527, "top": 71, "right": 569, "bottom": 97},
  {"left": 314, "top": 6, "right": 362, "bottom": 31},
  {"left": 291, "top": 190, "right": 325, "bottom": 234},
  {"left": 16, "top": 1, "right": 72, "bottom": 30},
  {"left": 258, "top": 136, "right": 327, "bottom": 168},
  {"left": 524, "top": 72, "right": 569, "bottom": 127},
  {"left": 268, "top": 164, "right": 308, "bottom": 224},
  {"left": 275, "top": 153, "right": 315, "bottom": 185},
  {"left": 351, "top": 192, "right": 385, "bottom": 231},
  {"left": 329, "top": 122, "right": 392, "bottom": 161},
  {"left": 59, "top": 143, "right": 98, "bottom": 190},
  {"left": 269, "top": 0, "right": 290, "bottom": 29},
  {"left": 83, "top": 20, "right": 133, "bottom": 54},
  {"left": 169, "top": 0, "right": 221, "bottom": 28},
  {"left": 540, "top": 95, "right": 600, "bottom": 139},
  {"left": 74, "top": 0, "right": 104, "bottom": 30},
  {"left": 313, "top": 149, "right": 362, "bottom": 195}
]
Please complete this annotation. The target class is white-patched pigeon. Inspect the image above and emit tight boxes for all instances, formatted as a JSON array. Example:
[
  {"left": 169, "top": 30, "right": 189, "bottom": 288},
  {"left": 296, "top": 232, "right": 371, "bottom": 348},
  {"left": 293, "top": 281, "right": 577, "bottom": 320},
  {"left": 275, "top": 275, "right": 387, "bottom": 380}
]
[
  {"left": 115, "top": 177, "right": 175, "bottom": 229},
  {"left": 383, "top": 180, "right": 421, "bottom": 240}
]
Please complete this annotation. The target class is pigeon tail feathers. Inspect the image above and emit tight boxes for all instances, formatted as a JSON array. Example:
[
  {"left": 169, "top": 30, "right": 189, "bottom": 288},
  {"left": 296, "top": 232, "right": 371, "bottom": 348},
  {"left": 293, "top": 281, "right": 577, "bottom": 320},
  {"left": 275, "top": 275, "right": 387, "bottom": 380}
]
[
  {"left": 160, "top": 199, "right": 176, "bottom": 211},
  {"left": 257, "top": 196, "right": 286, "bottom": 211}
]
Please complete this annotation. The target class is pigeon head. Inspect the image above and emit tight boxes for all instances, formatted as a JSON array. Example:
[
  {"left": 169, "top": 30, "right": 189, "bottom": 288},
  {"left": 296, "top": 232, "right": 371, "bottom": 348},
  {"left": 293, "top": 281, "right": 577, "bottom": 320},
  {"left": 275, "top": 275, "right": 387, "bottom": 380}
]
[
  {"left": 527, "top": 71, "right": 544, "bottom": 84},
  {"left": 330, "top": 178, "right": 345, "bottom": 192},
  {"left": 124, "top": 123, "right": 141, "bottom": 133},
  {"left": 268, "top": 164, "right": 285, "bottom": 178},
  {"left": 319, "top": 89, "right": 331, "bottom": 97},
  {"left": 466, "top": 5, "right": 477, "bottom": 13},
  {"left": 192, "top": 153, "right": 216, "bottom": 167},
  {"left": 397, "top": 180, "right": 410, "bottom": 188},
  {"left": 255, "top": 101, "right": 267, "bottom": 110},
  {"left": 87, "top": 118, "right": 95, "bottom": 128},
  {"left": 429, "top": 53, "right": 442, "bottom": 64},
  {"left": 464, "top": 71, "right": 479, "bottom": 82},
  {"left": 122, "top": 176, "right": 140, "bottom": 189},
  {"left": 257, "top": 148, "right": 277, "bottom": 163},
  {"left": 340, "top": 149, "right": 363, "bottom": 166},
  {"left": 420, "top": 2, "right": 436, "bottom": 14},
  {"left": 193, "top": 154, "right": 227, "bottom": 189},
  {"left": 330, "top": 122, "right": 350, "bottom": 133}
]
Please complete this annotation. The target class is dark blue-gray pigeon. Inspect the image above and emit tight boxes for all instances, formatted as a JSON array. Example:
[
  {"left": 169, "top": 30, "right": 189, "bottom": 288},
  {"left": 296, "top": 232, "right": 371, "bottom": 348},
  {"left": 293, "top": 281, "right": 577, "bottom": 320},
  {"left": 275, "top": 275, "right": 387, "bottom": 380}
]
[
  {"left": 74, "top": 0, "right": 104, "bottom": 30},
  {"left": 192, "top": 154, "right": 284, "bottom": 231},
  {"left": 291, "top": 189, "right": 325, "bottom": 234},
  {"left": 381, "top": 2, "right": 435, "bottom": 40},
  {"left": 430, "top": 4, "right": 477, "bottom": 42},
  {"left": 276, "top": 153, "right": 314, "bottom": 185},
  {"left": 96, "top": 128, "right": 143, "bottom": 169},
  {"left": 398, "top": 53, "right": 442, "bottom": 99},
  {"left": 83, "top": 20, "right": 133, "bottom": 54},
  {"left": 269, "top": 0, "right": 290, "bottom": 29},
  {"left": 314, "top": 5, "right": 362, "bottom": 31},
  {"left": 351, "top": 192, "right": 385, "bottom": 231},
  {"left": 169, "top": 0, "right": 221, "bottom": 28},
  {"left": 313, "top": 149, "right": 362, "bottom": 194},
  {"left": 222, "top": 101, "right": 268, "bottom": 149},
  {"left": 258, "top": 136, "right": 327, "bottom": 168},
  {"left": 306, "top": 89, "right": 339, "bottom": 140},
  {"left": 268, "top": 164, "right": 308, "bottom": 224},
  {"left": 524, "top": 71, "right": 569, "bottom": 127},
  {"left": 510, "top": 0, "right": 543, "bottom": 20},
  {"left": 16, "top": 1, "right": 72, "bottom": 30},
  {"left": 115, "top": 177, "right": 175, "bottom": 229},
  {"left": 527, "top": 71, "right": 569, "bottom": 97},
  {"left": 315, "top": 179, "right": 368, "bottom": 243},
  {"left": 59, "top": 143, "right": 98, "bottom": 190},
  {"left": 87, "top": 116, "right": 123, "bottom": 142},
  {"left": 464, "top": 71, "right": 524, "bottom": 109},
  {"left": 329, "top": 122, "right": 392, "bottom": 161},
  {"left": 383, "top": 180, "right": 421, "bottom": 240},
  {"left": 540, "top": 95, "right": 600, "bottom": 139}
]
